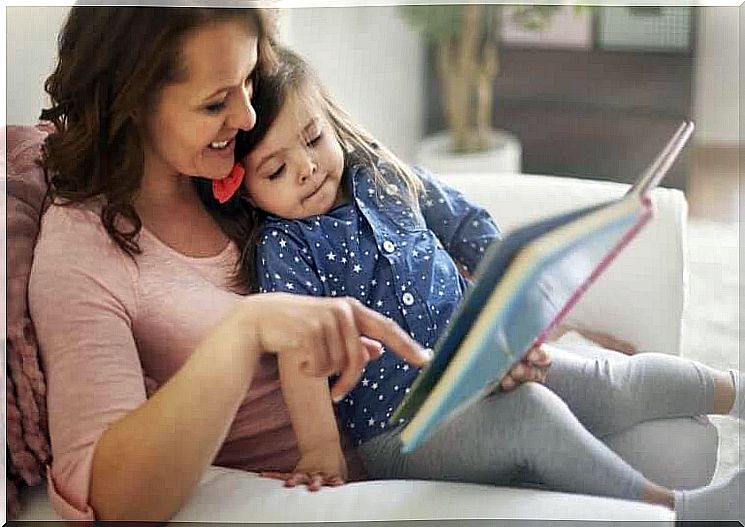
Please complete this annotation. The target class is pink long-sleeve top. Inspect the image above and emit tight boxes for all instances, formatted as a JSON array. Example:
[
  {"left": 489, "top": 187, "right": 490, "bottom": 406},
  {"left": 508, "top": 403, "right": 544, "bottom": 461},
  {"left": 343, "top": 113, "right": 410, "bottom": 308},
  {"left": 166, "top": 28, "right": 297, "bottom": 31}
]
[{"left": 28, "top": 203, "right": 301, "bottom": 520}]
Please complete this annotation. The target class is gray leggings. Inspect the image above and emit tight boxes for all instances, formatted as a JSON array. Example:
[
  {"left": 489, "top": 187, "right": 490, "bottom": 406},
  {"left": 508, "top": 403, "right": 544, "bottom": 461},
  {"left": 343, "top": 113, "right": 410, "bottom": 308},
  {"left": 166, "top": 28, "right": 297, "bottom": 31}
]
[{"left": 358, "top": 349, "right": 716, "bottom": 501}]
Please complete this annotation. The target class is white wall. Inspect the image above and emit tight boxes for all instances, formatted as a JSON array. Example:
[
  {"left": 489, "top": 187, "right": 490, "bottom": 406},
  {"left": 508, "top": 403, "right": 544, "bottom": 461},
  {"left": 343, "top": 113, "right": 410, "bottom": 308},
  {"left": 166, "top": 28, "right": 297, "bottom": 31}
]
[
  {"left": 6, "top": 6, "right": 738, "bottom": 149},
  {"left": 693, "top": 6, "right": 740, "bottom": 145},
  {"left": 6, "top": 6, "right": 70, "bottom": 125},
  {"left": 281, "top": 6, "right": 424, "bottom": 162}
]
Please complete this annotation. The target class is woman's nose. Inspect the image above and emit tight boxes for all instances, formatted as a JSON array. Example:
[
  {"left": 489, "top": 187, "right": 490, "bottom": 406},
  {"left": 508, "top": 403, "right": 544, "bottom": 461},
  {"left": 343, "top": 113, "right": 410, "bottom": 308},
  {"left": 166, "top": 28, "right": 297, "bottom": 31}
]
[{"left": 226, "top": 87, "right": 256, "bottom": 131}]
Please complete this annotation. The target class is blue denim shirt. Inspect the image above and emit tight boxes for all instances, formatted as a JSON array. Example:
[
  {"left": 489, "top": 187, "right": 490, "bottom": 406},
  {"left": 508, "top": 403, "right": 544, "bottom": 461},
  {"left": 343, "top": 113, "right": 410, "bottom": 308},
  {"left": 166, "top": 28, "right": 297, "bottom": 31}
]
[{"left": 256, "top": 162, "right": 500, "bottom": 445}]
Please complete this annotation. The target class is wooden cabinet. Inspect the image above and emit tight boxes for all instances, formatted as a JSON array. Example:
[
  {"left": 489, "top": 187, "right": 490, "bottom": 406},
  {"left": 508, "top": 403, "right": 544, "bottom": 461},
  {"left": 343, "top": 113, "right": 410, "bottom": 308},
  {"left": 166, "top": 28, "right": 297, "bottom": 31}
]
[{"left": 424, "top": 44, "right": 695, "bottom": 189}]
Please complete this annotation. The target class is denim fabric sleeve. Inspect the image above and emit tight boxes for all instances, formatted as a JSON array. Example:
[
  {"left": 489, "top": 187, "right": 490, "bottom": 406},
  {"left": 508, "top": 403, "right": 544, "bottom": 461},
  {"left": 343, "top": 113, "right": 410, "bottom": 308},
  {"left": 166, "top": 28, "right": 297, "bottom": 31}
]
[
  {"left": 413, "top": 165, "right": 501, "bottom": 274},
  {"left": 255, "top": 225, "right": 324, "bottom": 296}
]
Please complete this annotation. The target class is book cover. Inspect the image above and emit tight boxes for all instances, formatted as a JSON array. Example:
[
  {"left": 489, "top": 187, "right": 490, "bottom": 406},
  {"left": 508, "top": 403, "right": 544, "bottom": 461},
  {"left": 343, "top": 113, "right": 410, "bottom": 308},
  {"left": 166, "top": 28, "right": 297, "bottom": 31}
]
[{"left": 392, "top": 121, "right": 694, "bottom": 453}]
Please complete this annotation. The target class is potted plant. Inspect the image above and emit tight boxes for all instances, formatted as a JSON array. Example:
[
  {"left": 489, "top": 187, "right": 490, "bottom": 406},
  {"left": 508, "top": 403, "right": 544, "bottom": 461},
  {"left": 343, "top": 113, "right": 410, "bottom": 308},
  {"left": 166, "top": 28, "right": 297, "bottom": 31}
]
[{"left": 399, "top": 4, "right": 583, "bottom": 173}]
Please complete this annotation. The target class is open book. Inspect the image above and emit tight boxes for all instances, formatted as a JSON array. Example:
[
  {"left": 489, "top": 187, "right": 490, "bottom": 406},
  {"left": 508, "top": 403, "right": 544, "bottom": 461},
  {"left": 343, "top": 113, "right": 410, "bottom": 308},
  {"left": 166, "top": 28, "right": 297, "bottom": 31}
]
[{"left": 391, "top": 121, "right": 695, "bottom": 453}]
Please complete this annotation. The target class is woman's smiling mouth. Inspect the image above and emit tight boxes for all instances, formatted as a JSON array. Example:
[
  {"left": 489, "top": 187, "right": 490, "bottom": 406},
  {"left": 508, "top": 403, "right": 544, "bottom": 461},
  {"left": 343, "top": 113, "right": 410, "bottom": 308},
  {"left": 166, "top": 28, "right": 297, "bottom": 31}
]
[{"left": 208, "top": 137, "right": 234, "bottom": 150}]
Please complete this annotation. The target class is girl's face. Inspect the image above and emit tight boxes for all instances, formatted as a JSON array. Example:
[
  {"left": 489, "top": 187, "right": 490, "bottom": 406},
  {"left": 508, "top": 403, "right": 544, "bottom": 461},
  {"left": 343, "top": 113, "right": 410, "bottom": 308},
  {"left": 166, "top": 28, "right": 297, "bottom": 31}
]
[
  {"left": 142, "top": 21, "right": 259, "bottom": 183},
  {"left": 242, "top": 88, "right": 345, "bottom": 219}
]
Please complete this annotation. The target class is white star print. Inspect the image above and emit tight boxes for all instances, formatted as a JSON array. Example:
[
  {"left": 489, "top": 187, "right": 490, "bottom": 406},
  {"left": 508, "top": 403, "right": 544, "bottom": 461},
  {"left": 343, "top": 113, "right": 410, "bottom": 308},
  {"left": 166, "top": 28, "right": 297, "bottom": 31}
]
[
  {"left": 279, "top": 239, "right": 287, "bottom": 248},
  {"left": 327, "top": 252, "right": 336, "bottom": 261}
]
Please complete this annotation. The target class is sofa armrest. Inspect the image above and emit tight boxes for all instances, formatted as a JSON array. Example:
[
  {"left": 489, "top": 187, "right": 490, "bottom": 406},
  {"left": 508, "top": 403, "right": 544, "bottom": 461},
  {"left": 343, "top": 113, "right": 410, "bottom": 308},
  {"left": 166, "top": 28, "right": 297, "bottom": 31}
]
[{"left": 437, "top": 172, "right": 688, "bottom": 355}]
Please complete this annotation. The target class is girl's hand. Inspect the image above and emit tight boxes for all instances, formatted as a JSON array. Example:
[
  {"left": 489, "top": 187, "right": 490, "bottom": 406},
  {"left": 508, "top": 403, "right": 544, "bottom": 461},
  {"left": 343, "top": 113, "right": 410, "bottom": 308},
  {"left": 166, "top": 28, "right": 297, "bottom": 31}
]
[
  {"left": 499, "top": 344, "right": 552, "bottom": 392},
  {"left": 260, "top": 443, "right": 348, "bottom": 491},
  {"left": 243, "top": 293, "right": 432, "bottom": 401}
]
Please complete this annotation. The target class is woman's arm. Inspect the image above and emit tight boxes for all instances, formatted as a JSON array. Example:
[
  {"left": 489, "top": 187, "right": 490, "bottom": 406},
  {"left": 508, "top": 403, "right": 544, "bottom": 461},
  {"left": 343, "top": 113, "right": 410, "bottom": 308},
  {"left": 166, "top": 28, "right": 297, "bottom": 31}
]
[
  {"left": 32, "top": 212, "right": 429, "bottom": 522},
  {"left": 89, "top": 294, "right": 429, "bottom": 520},
  {"left": 89, "top": 307, "right": 263, "bottom": 520},
  {"left": 87, "top": 294, "right": 426, "bottom": 521}
]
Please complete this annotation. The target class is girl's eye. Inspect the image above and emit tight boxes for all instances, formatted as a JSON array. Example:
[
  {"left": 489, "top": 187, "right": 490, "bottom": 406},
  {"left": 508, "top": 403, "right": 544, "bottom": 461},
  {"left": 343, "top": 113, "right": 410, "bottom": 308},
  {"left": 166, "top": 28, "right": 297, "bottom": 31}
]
[
  {"left": 268, "top": 164, "right": 285, "bottom": 180},
  {"left": 307, "top": 132, "right": 323, "bottom": 147},
  {"left": 205, "top": 101, "right": 226, "bottom": 114}
]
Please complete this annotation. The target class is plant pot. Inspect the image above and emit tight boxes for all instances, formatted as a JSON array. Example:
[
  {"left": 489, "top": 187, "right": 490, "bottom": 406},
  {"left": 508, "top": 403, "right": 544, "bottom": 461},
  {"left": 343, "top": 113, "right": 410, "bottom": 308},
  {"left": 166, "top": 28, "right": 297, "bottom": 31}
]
[{"left": 413, "top": 130, "right": 522, "bottom": 175}]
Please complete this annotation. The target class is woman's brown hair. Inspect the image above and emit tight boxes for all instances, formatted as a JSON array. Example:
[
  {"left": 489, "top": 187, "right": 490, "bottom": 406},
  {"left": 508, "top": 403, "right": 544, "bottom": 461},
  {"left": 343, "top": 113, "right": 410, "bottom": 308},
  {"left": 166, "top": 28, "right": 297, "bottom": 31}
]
[
  {"left": 195, "top": 46, "right": 423, "bottom": 293},
  {"left": 40, "top": 6, "right": 277, "bottom": 259}
]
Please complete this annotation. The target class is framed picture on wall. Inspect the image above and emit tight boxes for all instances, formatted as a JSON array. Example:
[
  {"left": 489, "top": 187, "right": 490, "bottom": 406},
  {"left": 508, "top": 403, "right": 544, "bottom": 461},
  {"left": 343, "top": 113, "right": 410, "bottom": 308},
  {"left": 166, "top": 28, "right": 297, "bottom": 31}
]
[
  {"left": 597, "top": 7, "right": 694, "bottom": 52},
  {"left": 500, "top": 6, "right": 592, "bottom": 49}
]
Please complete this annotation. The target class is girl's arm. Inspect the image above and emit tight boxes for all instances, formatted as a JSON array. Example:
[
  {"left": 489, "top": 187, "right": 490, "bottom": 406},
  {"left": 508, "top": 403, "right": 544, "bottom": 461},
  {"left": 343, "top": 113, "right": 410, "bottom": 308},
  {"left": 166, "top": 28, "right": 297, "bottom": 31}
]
[
  {"left": 272, "top": 335, "right": 385, "bottom": 489},
  {"left": 275, "top": 353, "right": 348, "bottom": 488},
  {"left": 256, "top": 224, "right": 349, "bottom": 488},
  {"left": 413, "top": 166, "right": 501, "bottom": 274}
]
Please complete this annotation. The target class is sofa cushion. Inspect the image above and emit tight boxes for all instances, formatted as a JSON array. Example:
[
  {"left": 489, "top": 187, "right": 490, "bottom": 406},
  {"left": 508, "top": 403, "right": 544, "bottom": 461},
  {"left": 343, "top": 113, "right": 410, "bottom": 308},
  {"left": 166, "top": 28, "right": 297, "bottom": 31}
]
[
  {"left": 17, "top": 466, "right": 674, "bottom": 523},
  {"left": 4, "top": 123, "right": 54, "bottom": 517}
]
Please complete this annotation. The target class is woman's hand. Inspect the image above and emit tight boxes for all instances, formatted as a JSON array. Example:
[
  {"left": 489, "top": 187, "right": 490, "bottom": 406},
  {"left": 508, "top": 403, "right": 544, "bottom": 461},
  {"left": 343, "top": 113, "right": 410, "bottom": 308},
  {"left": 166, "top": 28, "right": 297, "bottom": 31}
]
[
  {"left": 242, "top": 293, "right": 432, "bottom": 401},
  {"left": 260, "top": 441, "right": 348, "bottom": 491},
  {"left": 499, "top": 344, "right": 552, "bottom": 392}
]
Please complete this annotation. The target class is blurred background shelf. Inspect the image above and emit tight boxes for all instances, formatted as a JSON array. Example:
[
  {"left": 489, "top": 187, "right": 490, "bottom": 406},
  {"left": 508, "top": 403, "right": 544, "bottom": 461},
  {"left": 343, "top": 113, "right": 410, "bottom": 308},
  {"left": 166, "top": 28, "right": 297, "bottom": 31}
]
[{"left": 425, "top": 9, "right": 696, "bottom": 190}]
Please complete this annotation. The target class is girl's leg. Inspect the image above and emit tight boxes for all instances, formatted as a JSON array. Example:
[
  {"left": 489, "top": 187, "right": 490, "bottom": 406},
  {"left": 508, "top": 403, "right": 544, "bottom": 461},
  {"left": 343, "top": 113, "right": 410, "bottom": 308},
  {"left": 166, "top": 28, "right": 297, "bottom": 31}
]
[
  {"left": 360, "top": 382, "right": 742, "bottom": 520},
  {"left": 544, "top": 347, "right": 737, "bottom": 437},
  {"left": 361, "top": 383, "right": 650, "bottom": 501}
]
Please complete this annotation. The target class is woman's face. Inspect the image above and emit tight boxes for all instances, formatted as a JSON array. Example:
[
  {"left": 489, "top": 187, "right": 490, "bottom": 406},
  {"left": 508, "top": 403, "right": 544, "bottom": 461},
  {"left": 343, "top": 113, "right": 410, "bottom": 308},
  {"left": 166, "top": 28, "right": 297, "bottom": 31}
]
[{"left": 142, "top": 21, "right": 259, "bottom": 182}]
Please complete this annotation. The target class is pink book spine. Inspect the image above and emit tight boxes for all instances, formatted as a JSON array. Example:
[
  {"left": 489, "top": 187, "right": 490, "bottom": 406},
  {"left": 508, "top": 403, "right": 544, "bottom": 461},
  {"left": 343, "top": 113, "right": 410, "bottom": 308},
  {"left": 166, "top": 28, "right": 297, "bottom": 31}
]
[{"left": 534, "top": 197, "right": 653, "bottom": 347}]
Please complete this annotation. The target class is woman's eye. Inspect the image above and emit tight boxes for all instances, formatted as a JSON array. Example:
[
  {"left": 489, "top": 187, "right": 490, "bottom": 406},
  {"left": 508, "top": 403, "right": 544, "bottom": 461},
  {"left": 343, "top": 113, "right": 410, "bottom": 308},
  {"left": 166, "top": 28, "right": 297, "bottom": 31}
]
[
  {"left": 268, "top": 164, "right": 285, "bottom": 180},
  {"left": 205, "top": 101, "right": 226, "bottom": 114},
  {"left": 307, "top": 132, "right": 323, "bottom": 147},
  {"left": 244, "top": 73, "right": 256, "bottom": 97}
]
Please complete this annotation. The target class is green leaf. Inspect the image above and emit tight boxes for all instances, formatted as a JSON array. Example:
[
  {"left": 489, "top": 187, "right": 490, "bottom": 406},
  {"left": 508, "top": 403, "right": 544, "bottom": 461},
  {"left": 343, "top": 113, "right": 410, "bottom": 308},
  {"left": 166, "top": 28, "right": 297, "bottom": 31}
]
[{"left": 397, "top": 5, "right": 461, "bottom": 44}]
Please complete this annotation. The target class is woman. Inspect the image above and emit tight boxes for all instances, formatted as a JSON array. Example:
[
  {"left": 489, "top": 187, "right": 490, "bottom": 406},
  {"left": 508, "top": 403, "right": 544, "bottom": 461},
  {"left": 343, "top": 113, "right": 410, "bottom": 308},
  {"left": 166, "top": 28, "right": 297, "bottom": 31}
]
[{"left": 29, "top": 7, "right": 433, "bottom": 521}]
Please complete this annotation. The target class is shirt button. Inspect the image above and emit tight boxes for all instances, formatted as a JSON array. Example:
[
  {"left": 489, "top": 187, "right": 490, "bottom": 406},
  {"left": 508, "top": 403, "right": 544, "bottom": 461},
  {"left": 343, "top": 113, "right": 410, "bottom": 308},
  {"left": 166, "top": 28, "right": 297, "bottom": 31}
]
[
  {"left": 402, "top": 292, "right": 415, "bottom": 306},
  {"left": 383, "top": 240, "right": 396, "bottom": 253}
]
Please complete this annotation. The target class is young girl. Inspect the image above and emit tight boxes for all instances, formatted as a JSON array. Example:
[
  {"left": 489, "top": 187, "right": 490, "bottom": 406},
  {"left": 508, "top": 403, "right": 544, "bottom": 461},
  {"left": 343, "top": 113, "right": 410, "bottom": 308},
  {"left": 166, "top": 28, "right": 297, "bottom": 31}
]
[{"left": 222, "top": 47, "right": 743, "bottom": 521}]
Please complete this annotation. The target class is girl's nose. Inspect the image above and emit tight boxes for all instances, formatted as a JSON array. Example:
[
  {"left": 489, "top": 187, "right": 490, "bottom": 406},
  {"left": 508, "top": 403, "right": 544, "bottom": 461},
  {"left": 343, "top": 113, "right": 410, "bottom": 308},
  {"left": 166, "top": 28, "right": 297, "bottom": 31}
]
[{"left": 298, "top": 158, "right": 317, "bottom": 184}]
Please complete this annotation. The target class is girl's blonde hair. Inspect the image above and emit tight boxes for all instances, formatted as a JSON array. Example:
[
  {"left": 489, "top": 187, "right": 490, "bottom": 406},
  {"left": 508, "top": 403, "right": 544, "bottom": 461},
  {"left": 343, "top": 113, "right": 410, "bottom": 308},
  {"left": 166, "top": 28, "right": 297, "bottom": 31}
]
[{"left": 201, "top": 46, "right": 424, "bottom": 292}]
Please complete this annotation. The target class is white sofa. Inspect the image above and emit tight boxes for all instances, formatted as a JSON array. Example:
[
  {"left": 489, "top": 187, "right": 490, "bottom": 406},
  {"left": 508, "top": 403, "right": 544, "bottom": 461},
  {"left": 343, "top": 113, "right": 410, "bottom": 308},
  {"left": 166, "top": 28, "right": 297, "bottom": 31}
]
[{"left": 16, "top": 172, "right": 718, "bottom": 524}]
